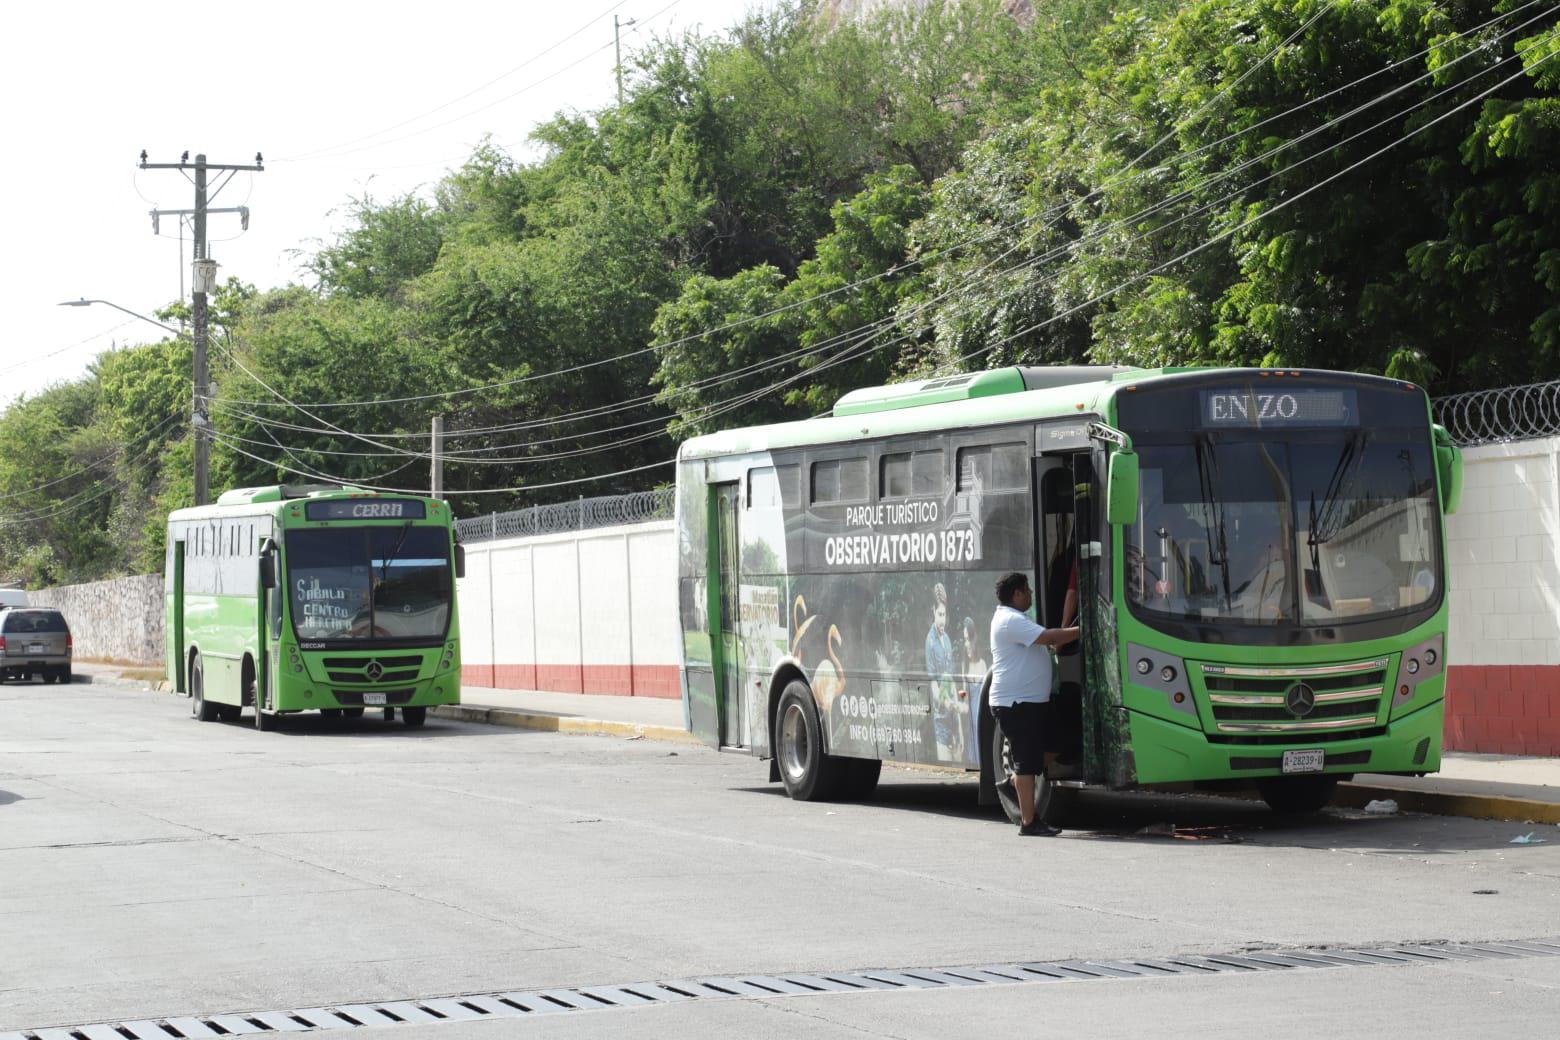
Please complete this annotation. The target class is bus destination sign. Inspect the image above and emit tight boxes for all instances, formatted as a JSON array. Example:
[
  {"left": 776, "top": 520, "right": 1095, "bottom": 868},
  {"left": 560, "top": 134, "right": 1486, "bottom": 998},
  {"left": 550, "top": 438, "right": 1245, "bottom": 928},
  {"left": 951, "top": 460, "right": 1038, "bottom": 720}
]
[
  {"left": 1201, "top": 388, "right": 1357, "bottom": 428},
  {"left": 304, "top": 499, "right": 427, "bottom": 521}
]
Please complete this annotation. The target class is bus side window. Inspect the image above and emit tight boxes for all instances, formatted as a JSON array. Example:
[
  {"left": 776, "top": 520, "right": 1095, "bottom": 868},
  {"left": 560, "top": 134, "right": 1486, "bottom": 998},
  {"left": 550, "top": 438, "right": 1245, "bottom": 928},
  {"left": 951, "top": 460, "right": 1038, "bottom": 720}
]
[{"left": 811, "top": 457, "right": 868, "bottom": 505}]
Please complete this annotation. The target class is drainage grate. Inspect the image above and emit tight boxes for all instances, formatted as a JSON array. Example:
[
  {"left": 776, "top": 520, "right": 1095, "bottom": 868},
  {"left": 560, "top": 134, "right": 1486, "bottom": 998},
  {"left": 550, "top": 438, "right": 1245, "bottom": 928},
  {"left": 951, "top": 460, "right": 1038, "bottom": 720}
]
[{"left": 6, "top": 939, "right": 1555, "bottom": 1038}]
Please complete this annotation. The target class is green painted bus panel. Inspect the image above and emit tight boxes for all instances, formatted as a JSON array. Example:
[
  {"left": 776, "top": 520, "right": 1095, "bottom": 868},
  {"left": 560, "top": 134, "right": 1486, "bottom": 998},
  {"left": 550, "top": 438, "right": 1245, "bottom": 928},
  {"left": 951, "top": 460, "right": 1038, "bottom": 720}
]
[
  {"left": 1129, "top": 698, "right": 1444, "bottom": 785},
  {"left": 832, "top": 368, "right": 1028, "bottom": 417}
]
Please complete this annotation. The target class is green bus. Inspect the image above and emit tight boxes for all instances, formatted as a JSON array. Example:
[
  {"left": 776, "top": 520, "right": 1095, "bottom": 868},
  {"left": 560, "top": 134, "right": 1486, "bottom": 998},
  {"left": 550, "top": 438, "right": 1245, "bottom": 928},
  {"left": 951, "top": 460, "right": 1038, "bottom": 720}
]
[
  {"left": 675, "top": 366, "right": 1462, "bottom": 818},
  {"left": 166, "top": 484, "right": 465, "bottom": 730}
]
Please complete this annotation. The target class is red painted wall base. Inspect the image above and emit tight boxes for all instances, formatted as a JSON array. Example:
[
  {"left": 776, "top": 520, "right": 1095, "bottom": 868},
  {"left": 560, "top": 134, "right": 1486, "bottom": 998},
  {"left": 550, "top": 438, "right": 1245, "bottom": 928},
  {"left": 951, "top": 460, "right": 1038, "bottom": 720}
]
[
  {"left": 1445, "top": 664, "right": 1560, "bottom": 756},
  {"left": 461, "top": 663, "right": 680, "bottom": 699}
]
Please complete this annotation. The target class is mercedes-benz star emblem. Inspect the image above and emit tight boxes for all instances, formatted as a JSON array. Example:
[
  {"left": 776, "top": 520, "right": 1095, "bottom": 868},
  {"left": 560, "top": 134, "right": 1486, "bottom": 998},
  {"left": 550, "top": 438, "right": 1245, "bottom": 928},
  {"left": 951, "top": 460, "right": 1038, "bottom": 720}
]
[
  {"left": 1285, "top": 682, "right": 1317, "bottom": 718},
  {"left": 365, "top": 661, "right": 383, "bottom": 682}
]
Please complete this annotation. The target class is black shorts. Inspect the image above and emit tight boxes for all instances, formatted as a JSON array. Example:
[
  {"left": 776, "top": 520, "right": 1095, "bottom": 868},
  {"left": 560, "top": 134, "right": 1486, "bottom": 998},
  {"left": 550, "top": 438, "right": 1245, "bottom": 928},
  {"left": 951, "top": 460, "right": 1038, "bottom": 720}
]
[{"left": 992, "top": 700, "right": 1052, "bottom": 776}]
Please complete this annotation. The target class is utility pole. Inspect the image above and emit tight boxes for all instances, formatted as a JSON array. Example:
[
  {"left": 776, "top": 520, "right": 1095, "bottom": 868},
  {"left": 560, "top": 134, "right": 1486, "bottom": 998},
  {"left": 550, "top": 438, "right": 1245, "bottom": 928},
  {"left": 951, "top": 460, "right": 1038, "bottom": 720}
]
[
  {"left": 614, "top": 14, "right": 636, "bottom": 106},
  {"left": 431, "top": 416, "right": 444, "bottom": 499},
  {"left": 139, "top": 150, "right": 264, "bottom": 506}
]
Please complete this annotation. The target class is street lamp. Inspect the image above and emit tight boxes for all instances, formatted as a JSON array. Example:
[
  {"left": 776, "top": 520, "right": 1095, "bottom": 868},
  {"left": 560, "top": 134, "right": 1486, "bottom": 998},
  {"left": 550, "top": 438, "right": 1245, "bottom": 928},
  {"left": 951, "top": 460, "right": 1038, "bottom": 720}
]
[
  {"left": 58, "top": 297, "right": 208, "bottom": 504},
  {"left": 56, "top": 298, "right": 179, "bottom": 335}
]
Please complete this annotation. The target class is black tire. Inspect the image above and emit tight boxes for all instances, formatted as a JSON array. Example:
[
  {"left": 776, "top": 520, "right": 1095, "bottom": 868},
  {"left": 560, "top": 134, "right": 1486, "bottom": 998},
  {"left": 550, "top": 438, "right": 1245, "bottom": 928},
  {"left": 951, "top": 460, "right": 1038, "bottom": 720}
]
[
  {"left": 401, "top": 705, "right": 427, "bottom": 728},
  {"left": 839, "top": 758, "right": 882, "bottom": 800},
  {"left": 41, "top": 672, "right": 56, "bottom": 685},
  {"left": 342, "top": 707, "right": 365, "bottom": 719},
  {"left": 987, "top": 707, "right": 1075, "bottom": 826},
  {"left": 191, "top": 656, "right": 219, "bottom": 722},
  {"left": 1258, "top": 775, "right": 1339, "bottom": 815},
  {"left": 321, "top": 708, "right": 343, "bottom": 721},
  {"left": 59, "top": 666, "right": 72, "bottom": 684},
  {"left": 775, "top": 680, "right": 846, "bottom": 801}
]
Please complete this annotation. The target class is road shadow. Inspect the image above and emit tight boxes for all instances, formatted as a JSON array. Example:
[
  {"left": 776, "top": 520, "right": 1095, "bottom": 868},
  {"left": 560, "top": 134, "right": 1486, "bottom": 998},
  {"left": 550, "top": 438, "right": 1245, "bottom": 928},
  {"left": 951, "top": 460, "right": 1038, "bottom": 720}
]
[
  {"left": 0, "top": 789, "right": 22, "bottom": 806},
  {"left": 199, "top": 709, "right": 517, "bottom": 739},
  {"left": 734, "top": 773, "right": 1546, "bottom": 854}
]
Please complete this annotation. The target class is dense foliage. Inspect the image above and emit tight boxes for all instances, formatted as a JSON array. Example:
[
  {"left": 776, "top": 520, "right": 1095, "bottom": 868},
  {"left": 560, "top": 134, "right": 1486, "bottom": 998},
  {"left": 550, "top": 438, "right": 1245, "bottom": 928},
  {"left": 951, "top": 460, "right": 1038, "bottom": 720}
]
[{"left": 2, "top": 0, "right": 1556, "bottom": 585}]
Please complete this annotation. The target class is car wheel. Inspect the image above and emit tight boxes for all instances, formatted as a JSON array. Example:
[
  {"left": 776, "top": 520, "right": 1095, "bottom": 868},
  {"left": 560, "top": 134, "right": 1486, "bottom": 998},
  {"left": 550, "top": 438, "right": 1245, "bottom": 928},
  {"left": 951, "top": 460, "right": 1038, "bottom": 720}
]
[
  {"left": 191, "top": 656, "right": 218, "bottom": 722},
  {"left": 775, "top": 680, "right": 846, "bottom": 801},
  {"left": 401, "top": 706, "right": 427, "bottom": 728}
]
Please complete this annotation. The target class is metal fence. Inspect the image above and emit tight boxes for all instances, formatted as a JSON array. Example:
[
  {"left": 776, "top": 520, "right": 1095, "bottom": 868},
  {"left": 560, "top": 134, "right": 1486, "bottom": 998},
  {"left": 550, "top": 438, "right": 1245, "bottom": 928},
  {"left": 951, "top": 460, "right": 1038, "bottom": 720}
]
[
  {"left": 1433, "top": 380, "right": 1560, "bottom": 447},
  {"left": 455, "top": 486, "right": 674, "bottom": 544}
]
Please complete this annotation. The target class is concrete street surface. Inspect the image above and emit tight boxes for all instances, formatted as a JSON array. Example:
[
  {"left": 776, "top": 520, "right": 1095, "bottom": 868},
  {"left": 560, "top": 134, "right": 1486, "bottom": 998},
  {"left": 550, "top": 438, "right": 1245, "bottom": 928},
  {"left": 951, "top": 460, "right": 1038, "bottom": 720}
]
[{"left": 2, "top": 678, "right": 1558, "bottom": 1037}]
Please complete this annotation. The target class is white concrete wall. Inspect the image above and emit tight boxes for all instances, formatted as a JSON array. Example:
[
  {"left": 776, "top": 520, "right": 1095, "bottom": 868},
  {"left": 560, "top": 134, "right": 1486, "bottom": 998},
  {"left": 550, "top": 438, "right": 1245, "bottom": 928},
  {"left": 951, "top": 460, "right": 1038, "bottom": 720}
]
[
  {"left": 457, "top": 519, "right": 679, "bottom": 697},
  {"left": 1444, "top": 437, "right": 1560, "bottom": 668}
]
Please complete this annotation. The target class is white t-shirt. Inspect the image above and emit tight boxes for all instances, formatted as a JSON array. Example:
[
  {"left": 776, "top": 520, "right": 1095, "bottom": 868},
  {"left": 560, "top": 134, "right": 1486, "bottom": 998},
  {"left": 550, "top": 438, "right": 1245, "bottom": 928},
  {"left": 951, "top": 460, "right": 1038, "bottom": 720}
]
[{"left": 988, "top": 605, "right": 1051, "bottom": 708}]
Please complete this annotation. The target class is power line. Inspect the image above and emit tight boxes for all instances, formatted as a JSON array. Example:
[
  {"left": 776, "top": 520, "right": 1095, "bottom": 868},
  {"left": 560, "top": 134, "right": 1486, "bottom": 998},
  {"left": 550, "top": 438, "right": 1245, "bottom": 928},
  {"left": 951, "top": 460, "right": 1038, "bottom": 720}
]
[
  {"left": 284, "top": 0, "right": 685, "bottom": 165},
  {"left": 211, "top": 15, "right": 1546, "bottom": 461},
  {"left": 216, "top": 0, "right": 1547, "bottom": 416},
  {"left": 276, "top": 0, "right": 635, "bottom": 163}
]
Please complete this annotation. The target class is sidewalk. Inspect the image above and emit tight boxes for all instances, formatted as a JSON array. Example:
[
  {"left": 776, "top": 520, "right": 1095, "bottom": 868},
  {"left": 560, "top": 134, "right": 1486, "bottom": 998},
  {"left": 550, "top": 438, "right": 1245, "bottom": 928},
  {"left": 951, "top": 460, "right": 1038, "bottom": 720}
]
[{"left": 441, "top": 684, "right": 1560, "bottom": 824}]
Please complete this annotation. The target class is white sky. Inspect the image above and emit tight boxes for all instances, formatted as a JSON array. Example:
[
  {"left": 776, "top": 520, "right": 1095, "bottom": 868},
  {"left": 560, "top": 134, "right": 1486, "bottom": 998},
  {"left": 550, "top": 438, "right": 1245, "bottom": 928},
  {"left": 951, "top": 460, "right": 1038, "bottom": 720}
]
[{"left": 0, "top": 0, "right": 755, "bottom": 409}]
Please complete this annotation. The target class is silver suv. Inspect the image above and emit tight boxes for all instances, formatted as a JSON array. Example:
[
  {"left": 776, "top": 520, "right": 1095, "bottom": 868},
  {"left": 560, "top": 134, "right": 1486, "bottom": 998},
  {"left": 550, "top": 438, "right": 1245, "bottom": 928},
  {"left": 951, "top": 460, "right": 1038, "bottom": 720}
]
[{"left": 0, "top": 608, "right": 73, "bottom": 684}]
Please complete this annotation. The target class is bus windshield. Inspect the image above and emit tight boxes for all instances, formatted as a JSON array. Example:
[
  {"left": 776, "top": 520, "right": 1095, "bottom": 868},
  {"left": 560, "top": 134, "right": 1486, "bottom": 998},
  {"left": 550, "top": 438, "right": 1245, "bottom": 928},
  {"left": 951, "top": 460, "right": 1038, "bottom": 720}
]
[
  {"left": 1125, "top": 434, "right": 1440, "bottom": 630},
  {"left": 287, "top": 526, "right": 452, "bottom": 642}
]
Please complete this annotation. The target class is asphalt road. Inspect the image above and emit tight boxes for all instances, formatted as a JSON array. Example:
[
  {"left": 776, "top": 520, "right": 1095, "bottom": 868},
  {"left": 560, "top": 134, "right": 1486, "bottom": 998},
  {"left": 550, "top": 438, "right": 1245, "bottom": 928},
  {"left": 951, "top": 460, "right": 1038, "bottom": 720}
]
[{"left": 3, "top": 678, "right": 1559, "bottom": 1037}]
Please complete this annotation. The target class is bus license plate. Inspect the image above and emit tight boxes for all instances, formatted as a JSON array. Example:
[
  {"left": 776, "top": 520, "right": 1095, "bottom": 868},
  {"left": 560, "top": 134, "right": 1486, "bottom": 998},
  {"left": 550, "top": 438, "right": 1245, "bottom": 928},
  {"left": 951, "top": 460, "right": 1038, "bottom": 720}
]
[
  {"left": 363, "top": 693, "right": 387, "bottom": 706},
  {"left": 1282, "top": 749, "right": 1325, "bottom": 774}
]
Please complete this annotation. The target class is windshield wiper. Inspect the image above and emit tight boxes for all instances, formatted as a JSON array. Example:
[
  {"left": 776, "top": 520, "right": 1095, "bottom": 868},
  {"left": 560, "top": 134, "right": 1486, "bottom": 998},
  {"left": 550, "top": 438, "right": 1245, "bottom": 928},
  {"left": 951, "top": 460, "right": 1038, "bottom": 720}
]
[
  {"left": 1194, "top": 434, "right": 1233, "bottom": 610},
  {"left": 1307, "top": 431, "right": 1368, "bottom": 572},
  {"left": 379, "top": 521, "right": 414, "bottom": 584}
]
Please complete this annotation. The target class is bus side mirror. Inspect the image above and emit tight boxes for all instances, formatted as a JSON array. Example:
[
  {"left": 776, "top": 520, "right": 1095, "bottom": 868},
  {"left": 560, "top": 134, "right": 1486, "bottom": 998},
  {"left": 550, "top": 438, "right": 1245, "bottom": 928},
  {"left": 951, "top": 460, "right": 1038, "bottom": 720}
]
[
  {"left": 1107, "top": 449, "right": 1139, "bottom": 526},
  {"left": 454, "top": 543, "right": 466, "bottom": 580},
  {"left": 257, "top": 537, "right": 278, "bottom": 589},
  {"left": 1433, "top": 424, "right": 1462, "bottom": 515}
]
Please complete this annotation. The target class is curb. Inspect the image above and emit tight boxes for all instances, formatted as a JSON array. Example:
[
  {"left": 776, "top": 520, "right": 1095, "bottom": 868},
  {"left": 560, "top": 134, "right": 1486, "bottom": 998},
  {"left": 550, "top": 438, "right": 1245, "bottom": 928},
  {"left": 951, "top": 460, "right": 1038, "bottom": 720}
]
[
  {"left": 1337, "top": 780, "right": 1560, "bottom": 825},
  {"left": 430, "top": 704, "right": 699, "bottom": 745}
]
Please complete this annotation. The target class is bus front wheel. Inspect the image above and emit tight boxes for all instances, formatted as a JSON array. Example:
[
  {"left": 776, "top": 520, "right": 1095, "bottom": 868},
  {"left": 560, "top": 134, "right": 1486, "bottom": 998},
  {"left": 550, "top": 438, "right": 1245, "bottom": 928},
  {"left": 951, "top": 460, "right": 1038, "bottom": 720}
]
[
  {"left": 988, "top": 711, "right": 1074, "bottom": 826},
  {"left": 191, "top": 655, "right": 218, "bottom": 723},
  {"left": 402, "top": 706, "right": 427, "bottom": 728},
  {"left": 776, "top": 681, "right": 845, "bottom": 801},
  {"left": 1258, "top": 775, "right": 1339, "bottom": 815}
]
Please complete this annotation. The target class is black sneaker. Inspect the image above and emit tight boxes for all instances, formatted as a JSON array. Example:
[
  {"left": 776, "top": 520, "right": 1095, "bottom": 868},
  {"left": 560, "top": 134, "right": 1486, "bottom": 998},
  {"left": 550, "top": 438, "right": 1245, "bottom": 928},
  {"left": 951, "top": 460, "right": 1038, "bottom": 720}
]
[{"left": 1018, "top": 817, "right": 1062, "bottom": 837}]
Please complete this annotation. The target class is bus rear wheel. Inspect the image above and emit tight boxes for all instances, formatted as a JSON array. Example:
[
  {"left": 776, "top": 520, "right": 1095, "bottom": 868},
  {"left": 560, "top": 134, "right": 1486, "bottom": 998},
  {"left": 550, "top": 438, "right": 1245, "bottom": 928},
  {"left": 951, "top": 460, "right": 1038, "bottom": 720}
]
[
  {"left": 988, "top": 710, "right": 1075, "bottom": 826},
  {"left": 1258, "top": 775, "right": 1339, "bottom": 815},
  {"left": 776, "top": 680, "right": 845, "bottom": 801},
  {"left": 191, "top": 655, "right": 218, "bottom": 722}
]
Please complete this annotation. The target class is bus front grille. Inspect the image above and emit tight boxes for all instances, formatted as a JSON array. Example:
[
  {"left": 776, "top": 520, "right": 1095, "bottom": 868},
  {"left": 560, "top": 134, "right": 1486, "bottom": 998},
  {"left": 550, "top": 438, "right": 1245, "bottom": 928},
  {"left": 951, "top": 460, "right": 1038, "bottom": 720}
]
[
  {"left": 1198, "top": 658, "right": 1388, "bottom": 738},
  {"left": 323, "top": 655, "right": 424, "bottom": 684}
]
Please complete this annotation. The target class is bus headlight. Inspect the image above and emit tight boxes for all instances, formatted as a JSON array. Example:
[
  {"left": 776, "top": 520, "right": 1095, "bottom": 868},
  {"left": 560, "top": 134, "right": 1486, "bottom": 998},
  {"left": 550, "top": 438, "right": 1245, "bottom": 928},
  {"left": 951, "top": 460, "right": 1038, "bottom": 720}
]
[
  {"left": 1160, "top": 665, "right": 1177, "bottom": 683},
  {"left": 1136, "top": 658, "right": 1152, "bottom": 675},
  {"left": 1406, "top": 658, "right": 1420, "bottom": 674},
  {"left": 1424, "top": 648, "right": 1437, "bottom": 665}
]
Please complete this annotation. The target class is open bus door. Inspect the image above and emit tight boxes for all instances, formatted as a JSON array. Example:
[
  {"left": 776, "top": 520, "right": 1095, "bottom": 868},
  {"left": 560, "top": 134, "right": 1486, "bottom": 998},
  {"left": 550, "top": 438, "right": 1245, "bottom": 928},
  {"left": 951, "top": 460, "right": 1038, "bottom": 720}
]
[
  {"left": 1077, "top": 439, "right": 1134, "bottom": 789},
  {"left": 169, "top": 539, "right": 186, "bottom": 693},
  {"left": 709, "top": 482, "right": 749, "bottom": 749}
]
